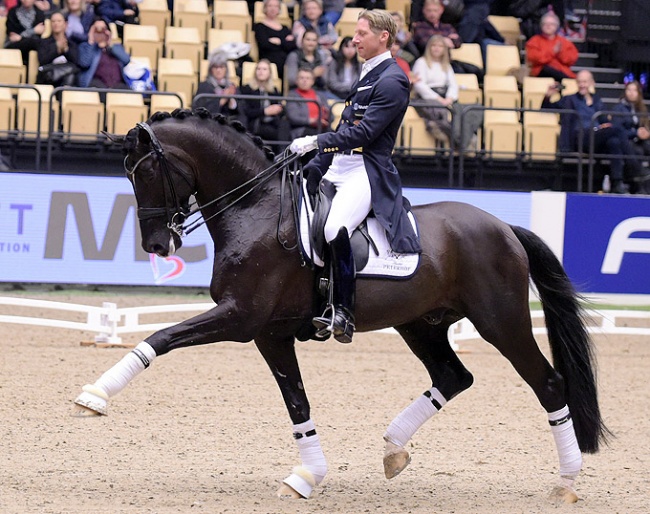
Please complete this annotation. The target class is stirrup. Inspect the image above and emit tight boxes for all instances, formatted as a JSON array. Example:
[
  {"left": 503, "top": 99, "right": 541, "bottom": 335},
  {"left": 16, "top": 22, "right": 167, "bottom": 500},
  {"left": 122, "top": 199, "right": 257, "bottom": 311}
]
[
  {"left": 312, "top": 305, "right": 355, "bottom": 343},
  {"left": 312, "top": 305, "right": 335, "bottom": 339}
]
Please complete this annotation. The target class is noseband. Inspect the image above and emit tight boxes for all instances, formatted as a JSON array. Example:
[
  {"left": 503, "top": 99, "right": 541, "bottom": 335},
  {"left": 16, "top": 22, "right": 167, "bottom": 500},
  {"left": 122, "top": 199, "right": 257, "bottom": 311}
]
[{"left": 125, "top": 122, "right": 191, "bottom": 237}]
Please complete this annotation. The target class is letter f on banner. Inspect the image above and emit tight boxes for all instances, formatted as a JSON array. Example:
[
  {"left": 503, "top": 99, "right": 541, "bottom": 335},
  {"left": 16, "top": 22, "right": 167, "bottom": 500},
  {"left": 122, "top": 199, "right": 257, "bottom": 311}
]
[{"left": 601, "top": 217, "right": 650, "bottom": 274}]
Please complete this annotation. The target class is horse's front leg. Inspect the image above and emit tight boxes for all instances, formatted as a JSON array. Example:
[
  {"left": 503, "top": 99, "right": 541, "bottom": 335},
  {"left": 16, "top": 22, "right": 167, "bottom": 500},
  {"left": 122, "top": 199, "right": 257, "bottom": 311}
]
[
  {"left": 255, "top": 335, "right": 327, "bottom": 499},
  {"left": 73, "top": 298, "right": 262, "bottom": 416}
]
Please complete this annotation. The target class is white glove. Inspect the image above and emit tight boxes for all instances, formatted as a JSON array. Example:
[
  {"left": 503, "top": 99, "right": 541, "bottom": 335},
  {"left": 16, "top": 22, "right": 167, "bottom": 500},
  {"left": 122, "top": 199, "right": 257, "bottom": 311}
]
[{"left": 289, "top": 135, "right": 318, "bottom": 155}]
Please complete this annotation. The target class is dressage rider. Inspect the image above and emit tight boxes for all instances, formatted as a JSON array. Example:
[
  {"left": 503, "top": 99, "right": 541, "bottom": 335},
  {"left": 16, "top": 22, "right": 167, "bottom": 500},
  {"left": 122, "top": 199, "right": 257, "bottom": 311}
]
[{"left": 289, "top": 9, "right": 421, "bottom": 343}]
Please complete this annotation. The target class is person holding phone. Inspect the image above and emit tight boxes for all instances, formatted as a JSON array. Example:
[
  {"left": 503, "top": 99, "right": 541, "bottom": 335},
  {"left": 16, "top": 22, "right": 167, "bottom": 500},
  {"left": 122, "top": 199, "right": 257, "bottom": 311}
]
[{"left": 77, "top": 17, "right": 131, "bottom": 88}]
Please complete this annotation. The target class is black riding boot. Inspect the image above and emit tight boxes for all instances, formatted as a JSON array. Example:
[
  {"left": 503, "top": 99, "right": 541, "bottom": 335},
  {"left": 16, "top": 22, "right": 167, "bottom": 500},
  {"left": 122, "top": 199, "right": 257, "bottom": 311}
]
[{"left": 313, "top": 227, "right": 356, "bottom": 343}]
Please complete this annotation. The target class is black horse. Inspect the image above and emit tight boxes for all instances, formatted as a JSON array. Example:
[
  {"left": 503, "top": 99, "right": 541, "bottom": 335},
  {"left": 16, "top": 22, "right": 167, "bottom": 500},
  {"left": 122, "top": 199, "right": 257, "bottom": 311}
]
[{"left": 74, "top": 109, "right": 608, "bottom": 502}]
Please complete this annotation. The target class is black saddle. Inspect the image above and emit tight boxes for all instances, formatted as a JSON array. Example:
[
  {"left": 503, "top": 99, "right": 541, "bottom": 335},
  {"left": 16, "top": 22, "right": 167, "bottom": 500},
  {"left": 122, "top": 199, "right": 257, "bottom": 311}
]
[{"left": 309, "top": 179, "right": 379, "bottom": 272}]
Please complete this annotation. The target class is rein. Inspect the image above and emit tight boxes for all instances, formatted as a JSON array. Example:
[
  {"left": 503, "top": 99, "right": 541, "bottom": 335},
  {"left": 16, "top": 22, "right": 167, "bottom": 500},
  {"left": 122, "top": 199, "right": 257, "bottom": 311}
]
[{"left": 126, "top": 122, "right": 303, "bottom": 244}]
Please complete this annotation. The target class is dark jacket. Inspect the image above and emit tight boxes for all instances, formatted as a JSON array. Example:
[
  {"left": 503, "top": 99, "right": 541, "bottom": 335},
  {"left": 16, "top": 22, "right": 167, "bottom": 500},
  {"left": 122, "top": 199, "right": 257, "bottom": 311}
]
[
  {"left": 542, "top": 92, "right": 609, "bottom": 152},
  {"left": 37, "top": 36, "right": 79, "bottom": 66},
  {"left": 612, "top": 100, "right": 646, "bottom": 142},
  {"left": 77, "top": 41, "right": 131, "bottom": 87},
  {"left": 4, "top": 5, "right": 45, "bottom": 42},
  {"left": 307, "top": 58, "right": 421, "bottom": 254}
]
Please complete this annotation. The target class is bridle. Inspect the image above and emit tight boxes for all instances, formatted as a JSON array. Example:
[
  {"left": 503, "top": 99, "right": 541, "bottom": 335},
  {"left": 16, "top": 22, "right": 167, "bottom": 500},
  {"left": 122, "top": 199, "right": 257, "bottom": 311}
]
[
  {"left": 125, "top": 122, "right": 302, "bottom": 240},
  {"left": 125, "top": 122, "right": 191, "bottom": 237}
]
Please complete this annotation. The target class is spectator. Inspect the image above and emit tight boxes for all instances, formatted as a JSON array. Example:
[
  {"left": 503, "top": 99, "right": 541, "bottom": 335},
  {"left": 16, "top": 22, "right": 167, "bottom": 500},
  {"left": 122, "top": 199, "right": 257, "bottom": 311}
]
[
  {"left": 542, "top": 70, "right": 650, "bottom": 194},
  {"left": 37, "top": 10, "right": 80, "bottom": 87},
  {"left": 285, "top": 67, "right": 331, "bottom": 139},
  {"left": 239, "top": 59, "right": 291, "bottom": 152},
  {"left": 411, "top": 34, "right": 457, "bottom": 143},
  {"left": 411, "top": 0, "right": 461, "bottom": 56},
  {"left": 64, "top": 0, "right": 95, "bottom": 44},
  {"left": 285, "top": 29, "right": 329, "bottom": 91},
  {"left": 325, "top": 36, "right": 362, "bottom": 100},
  {"left": 292, "top": 0, "right": 338, "bottom": 52},
  {"left": 253, "top": 0, "right": 296, "bottom": 81},
  {"left": 456, "top": 0, "right": 504, "bottom": 61},
  {"left": 194, "top": 51, "right": 239, "bottom": 118},
  {"left": 77, "top": 17, "right": 131, "bottom": 88},
  {"left": 4, "top": 0, "right": 46, "bottom": 66},
  {"left": 613, "top": 81, "right": 650, "bottom": 186},
  {"left": 390, "top": 40, "right": 416, "bottom": 84},
  {"left": 390, "top": 10, "right": 419, "bottom": 65},
  {"left": 525, "top": 11, "right": 578, "bottom": 81},
  {"left": 95, "top": 0, "right": 139, "bottom": 37},
  {"left": 322, "top": 0, "right": 345, "bottom": 26}
]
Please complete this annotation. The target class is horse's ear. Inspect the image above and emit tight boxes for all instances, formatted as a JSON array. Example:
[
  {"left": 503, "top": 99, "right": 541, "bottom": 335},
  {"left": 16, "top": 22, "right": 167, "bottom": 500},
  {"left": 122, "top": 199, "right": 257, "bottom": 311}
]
[
  {"left": 137, "top": 125, "right": 152, "bottom": 145},
  {"left": 102, "top": 131, "right": 126, "bottom": 146}
]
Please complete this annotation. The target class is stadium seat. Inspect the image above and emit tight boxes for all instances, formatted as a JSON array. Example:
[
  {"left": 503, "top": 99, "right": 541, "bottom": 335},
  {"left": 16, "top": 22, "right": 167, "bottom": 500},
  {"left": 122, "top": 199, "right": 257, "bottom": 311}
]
[
  {"left": 455, "top": 73, "right": 482, "bottom": 104},
  {"left": 123, "top": 24, "right": 163, "bottom": 73},
  {"left": 157, "top": 58, "right": 198, "bottom": 103},
  {"left": 561, "top": 78, "right": 579, "bottom": 95},
  {"left": 106, "top": 92, "right": 149, "bottom": 134},
  {"left": 139, "top": 0, "right": 172, "bottom": 37},
  {"left": 483, "top": 110, "right": 522, "bottom": 159},
  {"left": 522, "top": 76, "right": 556, "bottom": 109},
  {"left": 165, "top": 26, "right": 204, "bottom": 75},
  {"left": 0, "top": 87, "right": 16, "bottom": 136},
  {"left": 207, "top": 28, "right": 245, "bottom": 55},
  {"left": 523, "top": 111, "right": 560, "bottom": 161},
  {"left": 213, "top": 0, "right": 252, "bottom": 38},
  {"left": 450, "top": 43, "right": 483, "bottom": 71},
  {"left": 150, "top": 92, "right": 186, "bottom": 114},
  {"left": 0, "top": 48, "right": 27, "bottom": 85},
  {"left": 0, "top": 16, "right": 7, "bottom": 46},
  {"left": 173, "top": 0, "right": 212, "bottom": 43},
  {"left": 385, "top": 0, "right": 411, "bottom": 24},
  {"left": 16, "top": 84, "right": 58, "bottom": 138},
  {"left": 329, "top": 101, "right": 345, "bottom": 129},
  {"left": 337, "top": 7, "right": 366, "bottom": 38},
  {"left": 485, "top": 44, "right": 521, "bottom": 76},
  {"left": 60, "top": 90, "right": 104, "bottom": 142},
  {"left": 27, "top": 49, "right": 39, "bottom": 84},
  {"left": 483, "top": 75, "right": 520, "bottom": 109},
  {"left": 487, "top": 15, "right": 522, "bottom": 47},
  {"left": 400, "top": 106, "right": 443, "bottom": 155}
]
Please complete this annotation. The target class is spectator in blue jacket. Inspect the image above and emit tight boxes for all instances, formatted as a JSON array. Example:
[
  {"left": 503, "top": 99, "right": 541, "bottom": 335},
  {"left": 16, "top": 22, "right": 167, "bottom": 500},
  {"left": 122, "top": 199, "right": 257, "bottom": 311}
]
[
  {"left": 64, "top": 0, "right": 96, "bottom": 44},
  {"left": 94, "top": 0, "right": 139, "bottom": 37},
  {"left": 542, "top": 70, "right": 649, "bottom": 194},
  {"left": 613, "top": 81, "right": 650, "bottom": 162},
  {"left": 77, "top": 18, "right": 131, "bottom": 88}
]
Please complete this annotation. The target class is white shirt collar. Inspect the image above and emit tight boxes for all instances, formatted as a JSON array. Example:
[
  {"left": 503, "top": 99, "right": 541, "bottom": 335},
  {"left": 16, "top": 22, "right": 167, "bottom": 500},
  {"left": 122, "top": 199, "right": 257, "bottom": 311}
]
[{"left": 360, "top": 50, "right": 392, "bottom": 79}]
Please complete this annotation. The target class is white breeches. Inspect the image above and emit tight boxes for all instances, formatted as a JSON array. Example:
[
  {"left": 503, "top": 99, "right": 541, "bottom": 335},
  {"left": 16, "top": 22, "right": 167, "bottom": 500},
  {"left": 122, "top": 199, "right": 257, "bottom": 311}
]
[{"left": 322, "top": 154, "right": 372, "bottom": 243}]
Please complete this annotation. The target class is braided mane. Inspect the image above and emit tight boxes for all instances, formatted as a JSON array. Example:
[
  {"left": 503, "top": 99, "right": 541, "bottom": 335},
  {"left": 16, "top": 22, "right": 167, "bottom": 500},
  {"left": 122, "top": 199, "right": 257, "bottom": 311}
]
[{"left": 124, "top": 107, "right": 276, "bottom": 162}]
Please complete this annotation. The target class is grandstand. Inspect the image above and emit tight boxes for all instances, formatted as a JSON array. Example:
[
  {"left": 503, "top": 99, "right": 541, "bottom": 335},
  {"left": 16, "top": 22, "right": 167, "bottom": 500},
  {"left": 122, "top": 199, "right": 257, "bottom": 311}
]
[{"left": 0, "top": 0, "right": 646, "bottom": 193}]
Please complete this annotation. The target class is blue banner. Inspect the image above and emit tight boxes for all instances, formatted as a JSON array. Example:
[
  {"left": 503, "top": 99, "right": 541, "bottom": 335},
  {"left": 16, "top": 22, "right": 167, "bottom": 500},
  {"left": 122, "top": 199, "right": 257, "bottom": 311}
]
[{"left": 563, "top": 194, "right": 650, "bottom": 294}]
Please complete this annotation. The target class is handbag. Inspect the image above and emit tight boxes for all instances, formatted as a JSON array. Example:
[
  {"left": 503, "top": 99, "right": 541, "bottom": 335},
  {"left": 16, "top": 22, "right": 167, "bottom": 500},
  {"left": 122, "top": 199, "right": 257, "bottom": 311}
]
[
  {"left": 37, "top": 62, "right": 79, "bottom": 85},
  {"left": 431, "top": 85, "right": 449, "bottom": 98}
]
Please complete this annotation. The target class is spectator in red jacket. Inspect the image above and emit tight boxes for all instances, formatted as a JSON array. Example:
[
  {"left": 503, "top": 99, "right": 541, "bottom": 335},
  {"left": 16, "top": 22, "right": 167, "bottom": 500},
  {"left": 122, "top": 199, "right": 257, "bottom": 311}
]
[{"left": 526, "top": 11, "right": 578, "bottom": 81}]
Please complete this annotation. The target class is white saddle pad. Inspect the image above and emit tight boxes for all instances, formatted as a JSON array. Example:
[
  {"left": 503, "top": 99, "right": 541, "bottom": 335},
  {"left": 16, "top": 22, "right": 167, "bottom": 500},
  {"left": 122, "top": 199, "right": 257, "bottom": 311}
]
[{"left": 298, "top": 184, "right": 420, "bottom": 279}]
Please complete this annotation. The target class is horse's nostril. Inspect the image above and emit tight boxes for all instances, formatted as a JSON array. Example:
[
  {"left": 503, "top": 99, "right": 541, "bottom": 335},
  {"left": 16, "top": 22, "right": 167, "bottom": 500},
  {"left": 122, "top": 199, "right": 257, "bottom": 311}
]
[{"left": 148, "top": 243, "right": 167, "bottom": 257}]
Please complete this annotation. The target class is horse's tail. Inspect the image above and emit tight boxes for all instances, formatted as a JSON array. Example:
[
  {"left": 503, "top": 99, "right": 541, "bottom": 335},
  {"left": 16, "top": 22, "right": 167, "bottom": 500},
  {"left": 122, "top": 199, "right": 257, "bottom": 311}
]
[{"left": 510, "top": 225, "right": 609, "bottom": 453}]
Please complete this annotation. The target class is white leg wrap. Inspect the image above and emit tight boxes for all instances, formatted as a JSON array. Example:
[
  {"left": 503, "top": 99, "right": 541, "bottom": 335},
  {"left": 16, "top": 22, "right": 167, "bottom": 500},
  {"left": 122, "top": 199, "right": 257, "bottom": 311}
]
[
  {"left": 282, "top": 419, "right": 327, "bottom": 498},
  {"left": 549, "top": 405, "right": 583, "bottom": 479},
  {"left": 384, "top": 387, "right": 447, "bottom": 448},
  {"left": 93, "top": 342, "right": 157, "bottom": 398}
]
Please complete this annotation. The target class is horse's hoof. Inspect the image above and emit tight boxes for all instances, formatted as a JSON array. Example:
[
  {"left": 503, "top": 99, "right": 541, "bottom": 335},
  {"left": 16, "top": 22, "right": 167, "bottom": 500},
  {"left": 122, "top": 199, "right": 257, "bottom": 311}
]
[
  {"left": 71, "top": 385, "right": 108, "bottom": 416},
  {"left": 549, "top": 485, "right": 579, "bottom": 504},
  {"left": 71, "top": 403, "right": 104, "bottom": 417},
  {"left": 276, "top": 483, "right": 303, "bottom": 499},
  {"left": 383, "top": 441, "right": 411, "bottom": 479},
  {"left": 278, "top": 466, "right": 315, "bottom": 499}
]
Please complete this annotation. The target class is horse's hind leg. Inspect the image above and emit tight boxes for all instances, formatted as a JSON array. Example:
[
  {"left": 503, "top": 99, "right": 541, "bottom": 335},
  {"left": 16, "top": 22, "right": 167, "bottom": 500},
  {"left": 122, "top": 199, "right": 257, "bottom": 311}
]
[
  {"left": 469, "top": 303, "right": 581, "bottom": 502},
  {"left": 383, "top": 318, "right": 474, "bottom": 479},
  {"left": 255, "top": 335, "right": 327, "bottom": 500}
]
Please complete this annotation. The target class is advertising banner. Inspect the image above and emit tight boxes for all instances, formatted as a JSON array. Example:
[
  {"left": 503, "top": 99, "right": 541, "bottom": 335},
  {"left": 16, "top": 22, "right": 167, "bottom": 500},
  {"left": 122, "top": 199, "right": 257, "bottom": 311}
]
[
  {"left": 0, "top": 173, "right": 214, "bottom": 286},
  {"left": 563, "top": 194, "right": 650, "bottom": 295}
]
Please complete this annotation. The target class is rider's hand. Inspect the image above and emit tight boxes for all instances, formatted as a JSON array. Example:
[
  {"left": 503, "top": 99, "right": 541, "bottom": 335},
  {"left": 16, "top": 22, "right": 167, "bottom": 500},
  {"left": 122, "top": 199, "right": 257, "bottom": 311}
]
[{"left": 290, "top": 135, "right": 318, "bottom": 155}]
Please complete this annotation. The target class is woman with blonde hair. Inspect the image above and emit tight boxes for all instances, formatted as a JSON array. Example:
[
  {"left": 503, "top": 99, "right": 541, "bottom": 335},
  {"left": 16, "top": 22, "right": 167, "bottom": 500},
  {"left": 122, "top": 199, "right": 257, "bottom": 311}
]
[
  {"left": 240, "top": 58, "right": 290, "bottom": 151},
  {"left": 411, "top": 34, "right": 458, "bottom": 143}
]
